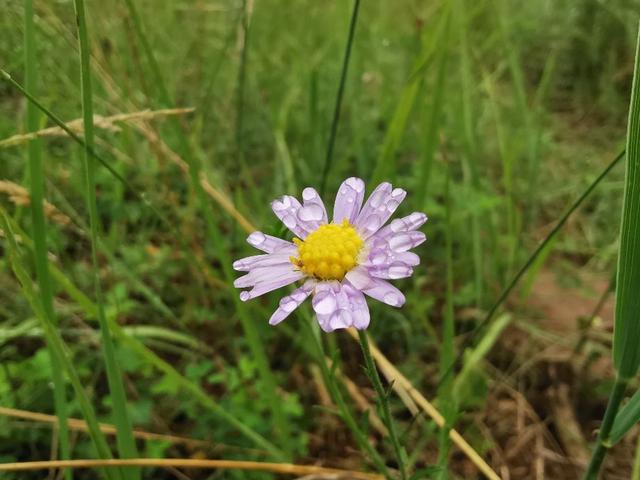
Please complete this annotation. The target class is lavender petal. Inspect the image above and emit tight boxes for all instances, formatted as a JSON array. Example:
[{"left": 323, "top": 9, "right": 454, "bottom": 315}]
[{"left": 333, "top": 177, "right": 365, "bottom": 224}]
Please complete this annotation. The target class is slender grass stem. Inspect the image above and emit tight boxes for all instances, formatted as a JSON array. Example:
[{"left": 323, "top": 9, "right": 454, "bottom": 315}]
[
  {"left": 23, "top": 1, "right": 71, "bottom": 476},
  {"left": 583, "top": 376, "right": 629, "bottom": 479},
  {"left": 437, "top": 170, "right": 455, "bottom": 477},
  {"left": 72, "top": 0, "right": 139, "bottom": 474},
  {"left": 437, "top": 149, "right": 624, "bottom": 389},
  {"left": 357, "top": 330, "right": 407, "bottom": 480},
  {"left": 319, "top": 0, "right": 361, "bottom": 197}
]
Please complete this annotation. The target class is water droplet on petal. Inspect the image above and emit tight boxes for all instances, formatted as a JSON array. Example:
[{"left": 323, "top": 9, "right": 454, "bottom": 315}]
[
  {"left": 386, "top": 199, "right": 399, "bottom": 211},
  {"left": 248, "top": 231, "right": 266, "bottom": 246},
  {"left": 370, "top": 191, "right": 386, "bottom": 208},
  {"left": 298, "top": 204, "right": 324, "bottom": 222},
  {"left": 364, "top": 215, "right": 382, "bottom": 231},
  {"left": 389, "top": 233, "right": 412, "bottom": 252},
  {"left": 282, "top": 214, "right": 297, "bottom": 229},
  {"left": 240, "top": 291, "right": 251, "bottom": 301},
  {"left": 346, "top": 177, "right": 365, "bottom": 193},
  {"left": 314, "top": 293, "right": 337, "bottom": 314},
  {"left": 281, "top": 298, "right": 298, "bottom": 312},
  {"left": 384, "top": 292, "right": 399, "bottom": 306}
]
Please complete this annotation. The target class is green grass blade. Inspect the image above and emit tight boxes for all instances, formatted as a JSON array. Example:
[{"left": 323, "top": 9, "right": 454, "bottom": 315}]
[
  {"left": 610, "top": 388, "right": 640, "bottom": 444},
  {"left": 583, "top": 23, "right": 640, "bottom": 480},
  {"left": 436, "top": 171, "right": 455, "bottom": 477},
  {"left": 23, "top": 0, "right": 71, "bottom": 475},
  {"left": 0, "top": 212, "right": 119, "bottom": 480},
  {"left": 72, "top": 0, "right": 139, "bottom": 473},
  {"left": 319, "top": 0, "right": 361, "bottom": 196},
  {"left": 613, "top": 25, "right": 640, "bottom": 380}
]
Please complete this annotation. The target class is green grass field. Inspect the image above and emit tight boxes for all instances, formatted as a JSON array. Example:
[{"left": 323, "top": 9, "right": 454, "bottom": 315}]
[{"left": 1, "top": 1, "right": 640, "bottom": 478}]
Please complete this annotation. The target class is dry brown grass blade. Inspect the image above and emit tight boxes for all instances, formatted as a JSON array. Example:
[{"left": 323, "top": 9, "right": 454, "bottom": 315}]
[
  {"left": 0, "top": 108, "right": 194, "bottom": 148},
  {"left": 0, "top": 180, "right": 71, "bottom": 226},
  {"left": 0, "top": 407, "right": 207, "bottom": 449},
  {"left": 0, "top": 459, "right": 383, "bottom": 479}
]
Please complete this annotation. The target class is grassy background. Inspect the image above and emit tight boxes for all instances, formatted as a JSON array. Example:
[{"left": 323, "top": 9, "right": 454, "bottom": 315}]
[{"left": 1, "top": 0, "right": 639, "bottom": 478}]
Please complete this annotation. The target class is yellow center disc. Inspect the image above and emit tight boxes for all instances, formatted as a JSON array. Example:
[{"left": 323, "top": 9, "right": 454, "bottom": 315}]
[{"left": 291, "top": 219, "right": 364, "bottom": 280}]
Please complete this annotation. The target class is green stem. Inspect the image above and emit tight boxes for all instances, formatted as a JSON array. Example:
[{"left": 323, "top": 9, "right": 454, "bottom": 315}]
[
  {"left": 583, "top": 376, "right": 629, "bottom": 479},
  {"left": 319, "top": 0, "right": 361, "bottom": 196},
  {"left": 73, "top": 0, "right": 139, "bottom": 474},
  {"left": 357, "top": 330, "right": 407, "bottom": 480},
  {"left": 305, "top": 320, "right": 390, "bottom": 477},
  {"left": 632, "top": 433, "right": 640, "bottom": 480},
  {"left": 23, "top": 1, "right": 71, "bottom": 477}
]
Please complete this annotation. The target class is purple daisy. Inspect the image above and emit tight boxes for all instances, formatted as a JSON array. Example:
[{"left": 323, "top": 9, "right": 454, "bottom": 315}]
[{"left": 233, "top": 178, "right": 427, "bottom": 332}]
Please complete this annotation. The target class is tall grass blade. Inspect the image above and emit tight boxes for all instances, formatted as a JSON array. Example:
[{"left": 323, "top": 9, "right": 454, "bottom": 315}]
[
  {"left": 437, "top": 171, "right": 455, "bottom": 477},
  {"left": 319, "top": 0, "right": 361, "bottom": 196},
  {"left": 612, "top": 28, "right": 640, "bottom": 381},
  {"left": 0, "top": 212, "right": 119, "bottom": 480},
  {"left": 583, "top": 24, "right": 640, "bottom": 479},
  {"left": 23, "top": 1, "right": 71, "bottom": 475},
  {"left": 610, "top": 388, "right": 640, "bottom": 444},
  {"left": 72, "top": 0, "right": 139, "bottom": 473}
]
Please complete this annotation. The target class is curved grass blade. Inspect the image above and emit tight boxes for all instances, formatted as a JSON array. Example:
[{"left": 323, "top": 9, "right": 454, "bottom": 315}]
[
  {"left": 610, "top": 388, "right": 640, "bottom": 444},
  {"left": 23, "top": 0, "right": 71, "bottom": 475},
  {"left": 72, "top": 0, "right": 139, "bottom": 474}
]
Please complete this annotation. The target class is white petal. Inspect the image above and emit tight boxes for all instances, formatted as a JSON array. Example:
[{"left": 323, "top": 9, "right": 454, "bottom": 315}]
[
  {"left": 355, "top": 183, "right": 406, "bottom": 238},
  {"left": 238, "top": 270, "right": 304, "bottom": 301},
  {"left": 246, "top": 231, "right": 296, "bottom": 254},
  {"left": 268, "top": 280, "right": 315, "bottom": 325},
  {"left": 233, "top": 253, "right": 293, "bottom": 272},
  {"left": 333, "top": 177, "right": 365, "bottom": 224}
]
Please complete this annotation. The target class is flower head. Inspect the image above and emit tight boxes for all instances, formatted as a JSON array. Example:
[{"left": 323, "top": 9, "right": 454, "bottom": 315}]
[{"left": 233, "top": 178, "right": 427, "bottom": 332}]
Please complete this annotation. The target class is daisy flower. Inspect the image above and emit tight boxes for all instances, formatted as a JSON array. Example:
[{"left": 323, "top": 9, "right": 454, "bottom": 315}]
[{"left": 233, "top": 178, "right": 427, "bottom": 332}]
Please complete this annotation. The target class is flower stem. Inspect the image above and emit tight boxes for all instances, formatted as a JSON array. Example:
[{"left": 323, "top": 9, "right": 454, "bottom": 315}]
[
  {"left": 358, "top": 330, "right": 407, "bottom": 480},
  {"left": 583, "top": 376, "right": 629, "bottom": 479},
  {"left": 305, "top": 320, "right": 390, "bottom": 477}
]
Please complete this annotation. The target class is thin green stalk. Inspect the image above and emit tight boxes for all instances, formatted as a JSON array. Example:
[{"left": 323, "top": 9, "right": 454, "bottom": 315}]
[
  {"left": 357, "top": 330, "right": 407, "bottom": 480},
  {"left": 437, "top": 170, "right": 455, "bottom": 478},
  {"left": 303, "top": 318, "right": 390, "bottom": 477},
  {"left": 583, "top": 376, "right": 629, "bottom": 479},
  {"left": 632, "top": 435, "right": 640, "bottom": 480},
  {"left": 437, "top": 149, "right": 624, "bottom": 389},
  {"left": 319, "top": 0, "right": 361, "bottom": 196},
  {"left": 0, "top": 212, "right": 118, "bottom": 480},
  {"left": 72, "top": 0, "right": 139, "bottom": 473},
  {"left": 23, "top": 1, "right": 71, "bottom": 476}
]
